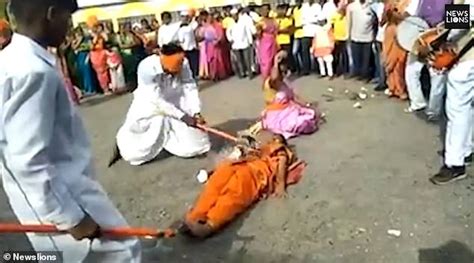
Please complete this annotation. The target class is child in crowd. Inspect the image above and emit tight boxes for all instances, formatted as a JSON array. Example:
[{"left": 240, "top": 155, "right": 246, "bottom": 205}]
[
  {"left": 107, "top": 46, "right": 126, "bottom": 92},
  {"left": 311, "top": 21, "right": 335, "bottom": 78}
]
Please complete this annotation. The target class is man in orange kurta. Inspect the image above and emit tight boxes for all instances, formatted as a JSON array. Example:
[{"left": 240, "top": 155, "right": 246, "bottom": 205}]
[
  {"left": 381, "top": 0, "right": 410, "bottom": 100},
  {"left": 183, "top": 131, "right": 305, "bottom": 238}
]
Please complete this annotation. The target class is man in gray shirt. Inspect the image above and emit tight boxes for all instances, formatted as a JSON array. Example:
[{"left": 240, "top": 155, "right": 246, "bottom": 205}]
[{"left": 347, "top": 0, "right": 377, "bottom": 81}]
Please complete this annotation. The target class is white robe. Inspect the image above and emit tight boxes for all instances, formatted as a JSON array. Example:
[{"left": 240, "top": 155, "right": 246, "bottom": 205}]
[
  {"left": 0, "top": 34, "right": 141, "bottom": 262},
  {"left": 116, "top": 55, "right": 211, "bottom": 166}
]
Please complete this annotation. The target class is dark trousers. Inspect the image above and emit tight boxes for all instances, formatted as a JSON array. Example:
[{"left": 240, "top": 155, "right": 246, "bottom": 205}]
[
  {"left": 333, "top": 40, "right": 349, "bottom": 77},
  {"left": 350, "top": 41, "right": 373, "bottom": 80},
  {"left": 231, "top": 48, "right": 253, "bottom": 77},
  {"left": 301, "top": 37, "right": 313, "bottom": 74},
  {"left": 373, "top": 41, "right": 387, "bottom": 87},
  {"left": 185, "top": 49, "right": 199, "bottom": 79},
  {"left": 280, "top": 43, "right": 296, "bottom": 72}
]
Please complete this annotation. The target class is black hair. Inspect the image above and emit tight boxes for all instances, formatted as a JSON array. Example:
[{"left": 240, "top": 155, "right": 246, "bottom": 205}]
[
  {"left": 261, "top": 4, "right": 271, "bottom": 9},
  {"left": 224, "top": 5, "right": 232, "bottom": 10},
  {"left": 9, "top": 0, "right": 78, "bottom": 24},
  {"left": 200, "top": 10, "right": 209, "bottom": 17},
  {"left": 161, "top": 12, "right": 172, "bottom": 20},
  {"left": 140, "top": 18, "right": 150, "bottom": 24},
  {"left": 276, "top": 4, "right": 287, "bottom": 9},
  {"left": 160, "top": 43, "right": 184, "bottom": 56}
]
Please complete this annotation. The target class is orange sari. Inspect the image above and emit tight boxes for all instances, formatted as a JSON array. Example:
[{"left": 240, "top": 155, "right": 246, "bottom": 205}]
[
  {"left": 185, "top": 141, "right": 303, "bottom": 231},
  {"left": 382, "top": 0, "right": 409, "bottom": 100}
]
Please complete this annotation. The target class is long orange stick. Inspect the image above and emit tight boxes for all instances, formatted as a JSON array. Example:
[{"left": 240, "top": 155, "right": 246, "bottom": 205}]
[
  {"left": 195, "top": 123, "right": 238, "bottom": 142},
  {"left": 0, "top": 224, "right": 175, "bottom": 239}
]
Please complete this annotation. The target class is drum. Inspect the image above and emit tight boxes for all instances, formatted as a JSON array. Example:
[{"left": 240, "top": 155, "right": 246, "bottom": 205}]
[
  {"left": 413, "top": 22, "right": 449, "bottom": 56},
  {"left": 396, "top": 16, "right": 429, "bottom": 53}
]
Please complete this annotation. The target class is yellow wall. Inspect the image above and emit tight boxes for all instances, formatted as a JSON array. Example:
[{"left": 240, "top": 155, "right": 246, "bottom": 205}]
[{"left": 72, "top": 0, "right": 254, "bottom": 30}]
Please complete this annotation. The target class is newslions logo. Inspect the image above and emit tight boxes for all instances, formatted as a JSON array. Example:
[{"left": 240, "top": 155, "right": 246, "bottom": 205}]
[{"left": 445, "top": 4, "right": 470, "bottom": 29}]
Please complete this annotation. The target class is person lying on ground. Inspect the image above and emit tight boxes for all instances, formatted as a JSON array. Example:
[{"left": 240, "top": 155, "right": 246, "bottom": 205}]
[{"left": 180, "top": 130, "right": 306, "bottom": 238}]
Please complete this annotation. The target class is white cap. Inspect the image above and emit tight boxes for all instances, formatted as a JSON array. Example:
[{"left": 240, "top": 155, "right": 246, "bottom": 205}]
[
  {"left": 132, "top": 23, "right": 141, "bottom": 29},
  {"left": 180, "top": 10, "right": 190, "bottom": 16},
  {"left": 230, "top": 8, "right": 238, "bottom": 15}
]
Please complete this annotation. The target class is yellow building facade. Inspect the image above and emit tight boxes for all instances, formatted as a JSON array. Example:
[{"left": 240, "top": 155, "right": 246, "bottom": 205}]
[{"left": 72, "top": 0, "right": 267, "bottom": 30}]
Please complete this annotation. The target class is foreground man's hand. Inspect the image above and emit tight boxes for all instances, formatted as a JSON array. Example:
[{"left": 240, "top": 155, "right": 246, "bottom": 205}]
[
  {"left": 181, "top": 114, "right": 197, "bottom": 127},
  {"left": 68, "top": 214, "right": 100, "bottom": 241}
]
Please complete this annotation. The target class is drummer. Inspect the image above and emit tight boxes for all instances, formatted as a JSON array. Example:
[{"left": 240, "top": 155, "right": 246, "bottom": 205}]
[{"left": 403, "top": 0, "right": 452, "bottom": 120}]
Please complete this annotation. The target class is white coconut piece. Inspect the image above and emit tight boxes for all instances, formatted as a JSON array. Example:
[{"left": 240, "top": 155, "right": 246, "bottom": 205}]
[
  {"left": 358, "top": 93, "right": 368, "bottom": 100},
  {"left": 387, "top": 229, "right": 401, "bottom": 237},
  {"left": 196, "top": 170, "right": 209, "bottom": 184}
]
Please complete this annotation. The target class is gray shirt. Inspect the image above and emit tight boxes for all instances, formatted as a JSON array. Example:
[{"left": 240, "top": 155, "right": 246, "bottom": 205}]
[{"left": 348, "top": 1, "right": 377, "bottom": 43}]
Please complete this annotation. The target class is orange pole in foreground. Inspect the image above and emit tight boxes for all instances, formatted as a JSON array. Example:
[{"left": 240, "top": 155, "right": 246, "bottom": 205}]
[{"left": 0, "top": 224, "right": 176, "bottom": 239}]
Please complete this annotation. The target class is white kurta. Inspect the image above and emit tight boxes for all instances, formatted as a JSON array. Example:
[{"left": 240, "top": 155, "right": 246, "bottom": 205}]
[
  {"left": 0, "top": 34, "right": 141, "bottom": 262},
  {"left": 116, "top": 55, "right": 211, "bottom": 166}
]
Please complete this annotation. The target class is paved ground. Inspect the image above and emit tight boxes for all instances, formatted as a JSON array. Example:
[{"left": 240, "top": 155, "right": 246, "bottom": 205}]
[{"left": 1, "top": 76, "right": 473, "bottom": 263}]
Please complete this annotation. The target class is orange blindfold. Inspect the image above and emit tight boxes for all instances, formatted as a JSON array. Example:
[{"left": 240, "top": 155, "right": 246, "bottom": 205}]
[{"left": 160, "top": 52, "right": 185, "bottom": 74}]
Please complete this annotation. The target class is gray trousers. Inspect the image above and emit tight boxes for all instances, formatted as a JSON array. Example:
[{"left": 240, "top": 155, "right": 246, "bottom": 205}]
[{"left": 231, "top": 48, "right": 253, "bottom": 77}]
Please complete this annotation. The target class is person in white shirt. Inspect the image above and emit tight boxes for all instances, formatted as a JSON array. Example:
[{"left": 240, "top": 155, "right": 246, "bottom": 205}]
[
  {"left": 403, "top": 0, "right": 448, "bottom": 118},
  {"left": 113, "top": 44, "right": 211, "bottom": 166},
  {"left": 179, "top": 10, "right": 199, "bottom": 79},
  {"left": 347, "top": 0, "right": 377, "bottom": 81},
  {"left": 371, "top": 0, "right": 387, "bottom": 91},
  {"left": 240, "top": 7, "right": 259, "bottom": 74},
  {"left": 0, "top": 0, "right": 141, "bottom": 261},
  {"left": 158, "top": 11, "right": 179, "bottom": 47},
  {"left": 301, "top": 0, "right": 322, "bottom": 75},
  {"left": 321, "top": 0, "right": 337, "bottom": 21},
  {"left": 227, "top": 8, "right": 255, "bottom": 78}
]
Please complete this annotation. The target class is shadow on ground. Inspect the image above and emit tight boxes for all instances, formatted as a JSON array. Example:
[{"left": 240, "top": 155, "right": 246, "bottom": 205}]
[
  {"left": 418, "top": 240, "right": 474, "bottom": 263},
  {"left": 142, "top": 206, "right": 310, "bottom": 263}
]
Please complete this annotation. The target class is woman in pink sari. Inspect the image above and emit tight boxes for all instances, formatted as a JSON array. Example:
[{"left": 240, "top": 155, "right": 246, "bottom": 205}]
[
  {"left": 197, "top": 11, "right": 211, "bottom": 80},
  {"left": 256, "top": 4, "right": 278, "bottom": 79},
  {"left": 207, "top": 13, "right": 231, "bottom": 81},
  {"left": 261, "top": 51, "right": 322, "bottom": 139},
  {"left": 90, "top": 23, "right": 111, "bottom": 94}
]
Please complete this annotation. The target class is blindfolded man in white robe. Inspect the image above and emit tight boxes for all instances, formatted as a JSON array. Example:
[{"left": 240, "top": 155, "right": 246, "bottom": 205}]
[{"left": 112, "top": 44, "right": 211, "bottom": 166}]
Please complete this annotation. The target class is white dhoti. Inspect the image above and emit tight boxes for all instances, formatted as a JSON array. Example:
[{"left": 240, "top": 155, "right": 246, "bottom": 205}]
[
  {"left": 444, "top": 60, "right": 474, "bottom": 167},
  {"left": 116, "top": 55, "right": 211, "bottom": 166}
]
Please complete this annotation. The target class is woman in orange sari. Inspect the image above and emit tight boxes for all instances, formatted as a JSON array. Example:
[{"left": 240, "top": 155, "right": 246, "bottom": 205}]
[
  {"left": 381, "top": 0, "right": 410, "bottom": 100},
  {"left": 183, "top": 131, "right": 305, "bottom": 238},
  {"left": 90, "top": 23, "right": 111, "bottom": 94}
]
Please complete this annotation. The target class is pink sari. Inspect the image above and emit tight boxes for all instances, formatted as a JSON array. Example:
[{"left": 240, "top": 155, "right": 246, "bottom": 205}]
[
  {"left": 261, "top": 79, "right": 319, "bottom": 139},
  {"left": 198, "top": 26, "right": 210, "bottom": 79},
  {"left": 90, "top": 35, "right": 110, "bottom": 92},
  {"left": 207, "top": 22, "right": 231, "bottom": 80},
  {"left": 258, "top": 18, "right": 278, "bottom": 79}
]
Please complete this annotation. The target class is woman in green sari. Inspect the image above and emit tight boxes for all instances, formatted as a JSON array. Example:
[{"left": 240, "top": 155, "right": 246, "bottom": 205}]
[
  {"left": 118, "top": 22, "right": 145, "bottom": 89},
  {"left": 72, "top": 27, "right": 98, "bottom": 94}
]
